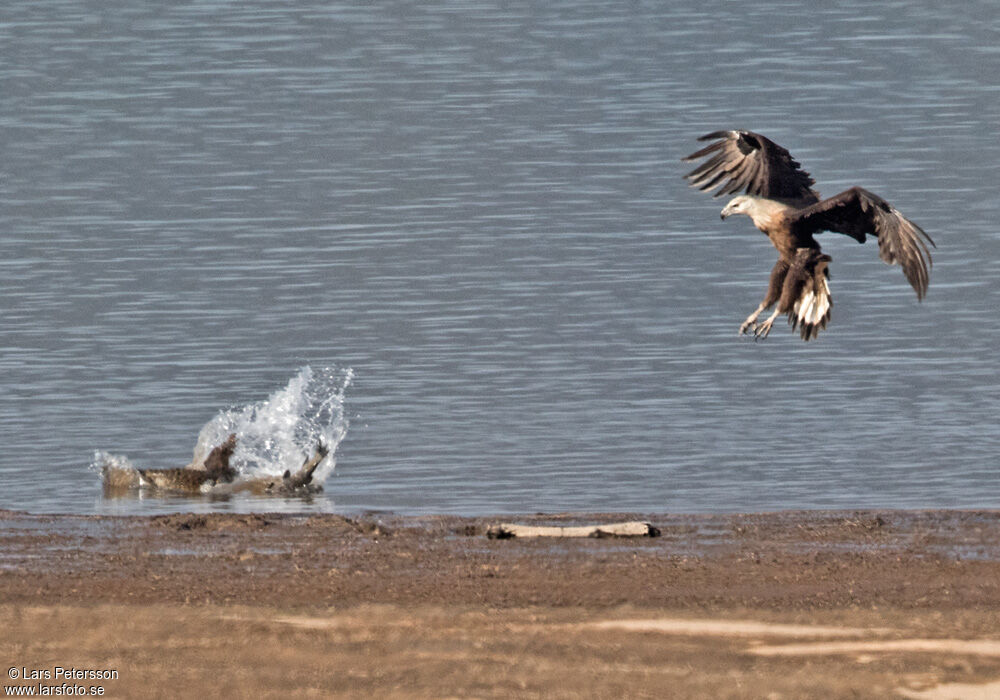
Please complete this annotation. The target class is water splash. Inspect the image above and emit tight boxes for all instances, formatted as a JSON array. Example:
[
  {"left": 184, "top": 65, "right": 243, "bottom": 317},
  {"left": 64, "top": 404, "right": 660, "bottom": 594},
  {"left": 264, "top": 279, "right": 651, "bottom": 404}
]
[
  {"left": 192, "top": 366, "right": 353, "bottom": 482},
  {"left": 92, "top": 452, "right": 136, "bottom": 473},
  {"left": 95, "top": 366, "right": 353, "bottom": 492},
  {"left": 91, "top": 451, "right": 141, "bottom": 491}
]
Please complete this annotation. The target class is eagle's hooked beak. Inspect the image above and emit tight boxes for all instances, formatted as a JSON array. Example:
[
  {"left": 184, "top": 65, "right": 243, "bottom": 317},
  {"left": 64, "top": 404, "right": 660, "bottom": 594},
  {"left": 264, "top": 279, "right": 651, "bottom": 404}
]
[{"left": 720, "top": 204, "right": 733, "bottom": 220}]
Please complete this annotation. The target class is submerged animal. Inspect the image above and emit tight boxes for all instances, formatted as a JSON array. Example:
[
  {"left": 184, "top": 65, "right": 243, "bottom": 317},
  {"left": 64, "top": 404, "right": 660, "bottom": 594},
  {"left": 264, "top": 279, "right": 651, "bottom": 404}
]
[
  {"left": 683, "top": 130, "right": 935, "bottom": 340},
  {"left": 138, "top": 433, "right": 238, "bottom": 492},
  {"left": 102, "top": 433, "right": 329, "bottom": 496},
  {"left": 241, "top": 441, "right": 329, "bottom": 495}
]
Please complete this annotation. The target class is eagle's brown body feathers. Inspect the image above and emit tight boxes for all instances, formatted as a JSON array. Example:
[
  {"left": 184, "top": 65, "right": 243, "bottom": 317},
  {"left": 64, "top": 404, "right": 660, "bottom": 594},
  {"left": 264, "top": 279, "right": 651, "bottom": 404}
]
[{"left": 684, "top": 130, "right": 934, "bottom": 340}]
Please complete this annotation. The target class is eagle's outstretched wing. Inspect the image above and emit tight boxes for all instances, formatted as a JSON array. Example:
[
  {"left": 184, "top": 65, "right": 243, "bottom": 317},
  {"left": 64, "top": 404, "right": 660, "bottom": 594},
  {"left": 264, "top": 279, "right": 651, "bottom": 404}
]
[
  {"left": 790, "top": 187, "right": 935, "bottom": 300},
  {"left": 682, "top": 130, "right": 820, "bottom": 204}
]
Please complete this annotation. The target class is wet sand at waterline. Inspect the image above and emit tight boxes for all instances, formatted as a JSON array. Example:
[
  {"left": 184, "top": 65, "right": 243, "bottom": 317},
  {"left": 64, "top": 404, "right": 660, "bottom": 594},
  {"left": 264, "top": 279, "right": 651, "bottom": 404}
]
[{"left": 3, "top": 509, "right": 1000, "bottom": 698}]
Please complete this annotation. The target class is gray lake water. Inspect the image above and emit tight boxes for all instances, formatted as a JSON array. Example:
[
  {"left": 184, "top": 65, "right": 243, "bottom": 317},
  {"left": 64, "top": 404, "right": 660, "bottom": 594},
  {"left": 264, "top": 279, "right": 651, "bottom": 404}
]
[{"left": 1, "top": 1, "right": 998, "bottom": 516}]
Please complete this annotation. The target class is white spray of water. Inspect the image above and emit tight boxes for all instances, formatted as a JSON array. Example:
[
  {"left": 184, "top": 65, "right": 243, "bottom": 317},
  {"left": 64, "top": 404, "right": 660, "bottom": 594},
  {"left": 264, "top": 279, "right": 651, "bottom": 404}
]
[
  {"left": 94, "top": 366, "right": 353, "bottom": 488},
  {"left": 192, "top": 366, "right": 353, "bottom": 482},
  {"left": 91, "top": 451, "right": 136, "bottom": 475}
]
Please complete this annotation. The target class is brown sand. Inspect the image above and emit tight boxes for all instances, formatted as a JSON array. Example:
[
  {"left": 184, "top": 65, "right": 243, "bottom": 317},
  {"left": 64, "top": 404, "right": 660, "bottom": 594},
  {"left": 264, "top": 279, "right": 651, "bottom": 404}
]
[{"left": 3, "top": 508, "right": 1000, "bottom": 698}]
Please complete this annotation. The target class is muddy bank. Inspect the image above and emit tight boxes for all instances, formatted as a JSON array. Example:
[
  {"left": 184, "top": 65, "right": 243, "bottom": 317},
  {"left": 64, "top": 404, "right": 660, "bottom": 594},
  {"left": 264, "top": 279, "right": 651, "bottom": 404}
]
[
  {"left": 3, "top": 508, "right": 1000, "bottom": 609},
  {"left": 3, "top": 509, "right": 1000, "bottom": 698}
]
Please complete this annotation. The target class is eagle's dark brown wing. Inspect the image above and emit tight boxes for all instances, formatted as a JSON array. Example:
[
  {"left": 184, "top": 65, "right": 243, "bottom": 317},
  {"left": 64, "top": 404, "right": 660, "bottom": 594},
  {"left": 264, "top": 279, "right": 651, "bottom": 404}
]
[
  {"left": 682, "top": 130, "right": 820, "bottom": 204},
  {"left": 790, "top": 187, "right": 935, "bottom": 300}
]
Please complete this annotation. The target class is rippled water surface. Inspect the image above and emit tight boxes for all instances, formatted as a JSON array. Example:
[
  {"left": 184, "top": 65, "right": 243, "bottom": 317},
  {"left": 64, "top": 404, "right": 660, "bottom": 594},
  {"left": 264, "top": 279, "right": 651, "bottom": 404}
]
[{"left": 1, "top": 1, "right": 998, "bottom": 515}]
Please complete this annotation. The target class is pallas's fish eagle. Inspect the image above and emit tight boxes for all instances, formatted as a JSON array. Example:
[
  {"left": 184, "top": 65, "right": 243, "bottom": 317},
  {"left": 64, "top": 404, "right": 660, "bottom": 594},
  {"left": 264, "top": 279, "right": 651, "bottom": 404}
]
[{"left": 683, "top": 130, "right": 934, "bottom": 340}]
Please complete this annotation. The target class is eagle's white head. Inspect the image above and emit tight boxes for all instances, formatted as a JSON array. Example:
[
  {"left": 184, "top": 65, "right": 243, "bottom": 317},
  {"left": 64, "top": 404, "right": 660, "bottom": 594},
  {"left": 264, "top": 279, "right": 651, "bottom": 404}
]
[
  {"left": 720, "top": 194, "right": 788, "bottom": 231},
  {"left": 719, "top": 195, "right": 757, "bottom": 220}
]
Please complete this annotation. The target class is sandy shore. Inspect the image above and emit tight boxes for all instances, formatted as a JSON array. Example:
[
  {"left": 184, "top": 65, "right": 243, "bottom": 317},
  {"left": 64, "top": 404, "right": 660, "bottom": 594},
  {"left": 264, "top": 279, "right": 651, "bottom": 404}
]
[{"left": 3, "top": 509, "right": 1000, "bottom": 698}]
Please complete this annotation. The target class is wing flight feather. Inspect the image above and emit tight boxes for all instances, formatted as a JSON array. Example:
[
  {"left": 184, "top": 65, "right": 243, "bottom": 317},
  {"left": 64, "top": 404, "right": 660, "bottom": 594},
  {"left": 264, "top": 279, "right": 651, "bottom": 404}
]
[
  {"left": 791, "top": 187, "right": 935, "bottom": 300},
  {"left": 682, "top": 130, "right": 820, "bottom": 204}
]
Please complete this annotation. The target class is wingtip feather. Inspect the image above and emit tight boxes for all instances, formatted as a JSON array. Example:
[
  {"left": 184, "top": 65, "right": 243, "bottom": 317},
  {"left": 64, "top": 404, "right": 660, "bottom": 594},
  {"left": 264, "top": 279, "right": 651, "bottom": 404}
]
[{"left": 697, "top": 130, "right": 732, "bottom": 142}]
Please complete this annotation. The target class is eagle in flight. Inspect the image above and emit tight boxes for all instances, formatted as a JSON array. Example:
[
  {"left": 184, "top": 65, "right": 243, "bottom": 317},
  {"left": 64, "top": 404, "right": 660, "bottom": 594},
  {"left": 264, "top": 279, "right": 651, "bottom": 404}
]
[{"left": 683, "top": 130, "right": 934, "bottom": 340}]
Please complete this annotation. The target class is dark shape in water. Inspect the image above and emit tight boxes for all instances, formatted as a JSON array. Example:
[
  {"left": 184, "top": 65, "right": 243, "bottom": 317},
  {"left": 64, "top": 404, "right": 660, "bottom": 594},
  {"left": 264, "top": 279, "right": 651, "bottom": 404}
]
[
  {"left": 138, "top": 433, "right": 238, "bottom": 492},
  {"left": 102, "top": 434, "right": 328, "bottom": 496}
]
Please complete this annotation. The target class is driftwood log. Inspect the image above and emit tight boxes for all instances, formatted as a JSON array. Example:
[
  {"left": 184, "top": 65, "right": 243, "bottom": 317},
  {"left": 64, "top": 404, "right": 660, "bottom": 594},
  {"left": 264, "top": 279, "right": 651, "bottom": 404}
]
[{"left": 486, "top": 521, "right": 660, "bottom": 539}]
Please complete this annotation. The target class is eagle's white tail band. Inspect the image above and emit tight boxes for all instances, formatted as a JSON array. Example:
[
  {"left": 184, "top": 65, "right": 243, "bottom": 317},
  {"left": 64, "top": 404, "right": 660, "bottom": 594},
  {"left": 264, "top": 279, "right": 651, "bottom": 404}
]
[
  {"left": 791, "top": 275, "right": 831, "bottom": 339},
  {"left": 795, "top": 277, "right": 830, "bottom": 326}
]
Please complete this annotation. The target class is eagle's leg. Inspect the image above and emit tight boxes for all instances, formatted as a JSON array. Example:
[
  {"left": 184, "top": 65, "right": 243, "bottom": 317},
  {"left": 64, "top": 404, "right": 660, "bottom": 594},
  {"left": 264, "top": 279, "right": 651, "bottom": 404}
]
[
  {"left": 741, "top": 259, "right": 791, "bottom": 338},
  {"left": 738, "top": 303, "right": 767, "bottom": 335},
  {"left": 753, "top": 308, "right": 782, "bottom": 340}
]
